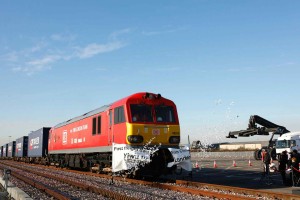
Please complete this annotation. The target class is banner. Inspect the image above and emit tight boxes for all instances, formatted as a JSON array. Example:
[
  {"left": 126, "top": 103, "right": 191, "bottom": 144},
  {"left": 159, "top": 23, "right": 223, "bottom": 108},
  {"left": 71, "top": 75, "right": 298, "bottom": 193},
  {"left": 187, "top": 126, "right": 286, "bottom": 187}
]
[
  {"left": 167, "top": 147, "right": 192, "bottom": 171},
  {"left": 112, "top": 143, "right": 192, "bottom": 172},
  {"left": 112, "top": 143, "right": 157, "bottom": 172}
]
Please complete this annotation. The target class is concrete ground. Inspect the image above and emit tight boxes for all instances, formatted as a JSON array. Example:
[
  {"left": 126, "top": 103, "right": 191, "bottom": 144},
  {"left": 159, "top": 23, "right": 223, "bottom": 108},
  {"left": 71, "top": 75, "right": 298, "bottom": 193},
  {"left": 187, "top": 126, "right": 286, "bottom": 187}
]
[{"left": 179, "top": 158, "right": 300, "bottom": 195}]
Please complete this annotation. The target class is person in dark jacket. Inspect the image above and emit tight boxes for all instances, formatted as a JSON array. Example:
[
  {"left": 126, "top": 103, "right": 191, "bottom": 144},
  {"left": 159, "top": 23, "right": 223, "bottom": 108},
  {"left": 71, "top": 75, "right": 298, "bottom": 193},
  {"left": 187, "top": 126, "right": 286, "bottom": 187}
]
[
  {"left": 288, "top": 149, "right": 300, "bottom": 186},
  {"left": 278, "top": 150, "right": 288, "bottom": 185},
  {"left": 262, "top": 149, "right": 271, "bottom": 175}
]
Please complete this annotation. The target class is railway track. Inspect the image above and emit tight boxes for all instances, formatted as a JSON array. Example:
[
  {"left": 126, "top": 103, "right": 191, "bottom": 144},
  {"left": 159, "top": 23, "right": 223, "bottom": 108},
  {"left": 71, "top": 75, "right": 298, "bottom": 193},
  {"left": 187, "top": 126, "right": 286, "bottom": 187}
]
[
  {"left": 1, "top": 161, "right": 204, "bottom": 200},
  {"left": 0, "top": 162, "right": 113, "bottom": 200},
  {"left": 1, "top": 160, "right": 300, "bottom": 200}
]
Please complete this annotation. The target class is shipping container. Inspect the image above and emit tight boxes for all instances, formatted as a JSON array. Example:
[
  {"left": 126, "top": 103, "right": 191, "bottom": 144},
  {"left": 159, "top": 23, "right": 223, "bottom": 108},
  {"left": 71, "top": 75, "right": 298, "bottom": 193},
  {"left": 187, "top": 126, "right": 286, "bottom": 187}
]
[
  {"left": 2, "top": 144, "right": 8, "bottom": 157},
  {"left": 15, "top": 136, "right": 28, "bottom": 157},
  {"left": 7, "top": 141, "right": 16, "bottom": 157},
  {"left": 28, "top": 127, "right": 50, "bottom": 157}
]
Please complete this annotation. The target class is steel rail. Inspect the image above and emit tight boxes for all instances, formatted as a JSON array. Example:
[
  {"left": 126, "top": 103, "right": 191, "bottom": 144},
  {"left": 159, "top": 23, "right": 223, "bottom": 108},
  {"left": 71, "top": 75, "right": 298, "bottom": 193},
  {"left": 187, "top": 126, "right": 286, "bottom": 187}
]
[
  {"left": 1, "top": 161, "right": 138, "bottom": 200},
  {"left": 0, "top": 165, "right": 72, "bottom": 200},
  {"left": 58, "top": 169, "right": 255, "bottom": 199}
]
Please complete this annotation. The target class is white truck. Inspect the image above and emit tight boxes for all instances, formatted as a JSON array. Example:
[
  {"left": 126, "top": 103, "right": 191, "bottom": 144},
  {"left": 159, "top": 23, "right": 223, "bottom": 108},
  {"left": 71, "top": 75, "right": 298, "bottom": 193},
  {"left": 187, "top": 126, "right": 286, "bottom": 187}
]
[{"left": 276, "top": 131, "right": 300, "bottom": 156}]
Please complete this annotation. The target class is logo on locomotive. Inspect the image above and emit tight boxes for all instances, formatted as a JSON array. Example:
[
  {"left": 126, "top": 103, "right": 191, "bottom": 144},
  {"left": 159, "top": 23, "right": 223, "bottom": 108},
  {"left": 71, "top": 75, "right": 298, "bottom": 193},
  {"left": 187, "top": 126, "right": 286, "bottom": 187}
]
[
  {"left": 63, "top": 130, "right": 68, "bottom": 145},
  {"left": 152, "top": 129, "right": 160, "bottom": 135}
]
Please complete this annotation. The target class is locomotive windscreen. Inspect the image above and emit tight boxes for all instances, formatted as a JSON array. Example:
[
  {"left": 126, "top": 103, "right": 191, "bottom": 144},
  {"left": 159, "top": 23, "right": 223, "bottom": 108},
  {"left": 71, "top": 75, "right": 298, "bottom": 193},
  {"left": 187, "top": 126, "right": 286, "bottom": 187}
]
[
  {"left": 130, "top": 104, "right": 176, "bottom": 123},
  {"left": 130, "top": 104, "right": 153, "bottom": 122},
  {"left": 154, "top": 105, "right": 175, "bottom": 123}
]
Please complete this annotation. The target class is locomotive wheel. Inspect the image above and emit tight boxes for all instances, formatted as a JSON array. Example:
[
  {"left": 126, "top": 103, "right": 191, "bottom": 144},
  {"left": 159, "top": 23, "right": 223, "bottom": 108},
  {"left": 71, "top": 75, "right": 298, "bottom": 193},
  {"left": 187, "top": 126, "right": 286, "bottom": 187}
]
[
  {"left": 254, "top": 149, "right": 262, "bottom": 160},
  {"left": 175, "top": 166, "right": 182, "bottom": 175},
  {"left": 257, "top": 149, "right": 262, "bottom": 160},
  {"left": 132, "top": 169, "right": 141, "bottom": 179},
  {"left": 253, "top": 149, "right": 258, "bottom": 160}
]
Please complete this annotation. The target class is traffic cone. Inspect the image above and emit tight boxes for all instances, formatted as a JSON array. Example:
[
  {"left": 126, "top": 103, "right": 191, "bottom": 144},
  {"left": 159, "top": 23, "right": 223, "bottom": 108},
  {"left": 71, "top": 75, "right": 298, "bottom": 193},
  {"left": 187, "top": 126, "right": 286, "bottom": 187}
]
[
  {"left": 233, "top": 160, "right": 237, "bottom": 167},
  {"left": 195, "top": 161, "right": 199, "bottom": 169},
  {"left": 249, "top": 159, "right": 252, "bottom": 166},
  {"left": 213, "top": 160, "right": 217, "bottom": 168}
]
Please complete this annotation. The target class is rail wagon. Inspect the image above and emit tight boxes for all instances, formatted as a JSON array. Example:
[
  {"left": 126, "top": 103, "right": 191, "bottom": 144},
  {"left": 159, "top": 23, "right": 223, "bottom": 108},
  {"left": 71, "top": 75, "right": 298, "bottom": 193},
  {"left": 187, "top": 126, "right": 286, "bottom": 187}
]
[
  {"left": 27, "top": 127, "right": 50, "bottom": 164},
  {"left": 2, "top": 144, "right": 8, "bottom": 158},
  {"left": 48, "top": 92, "right": 181, "bottom": 177},
  {"left": 7, "top": 141, "right": 16, "bottom": 158},
  {"left": 15, "top": 136, "right": 28, "bottom": 161}
]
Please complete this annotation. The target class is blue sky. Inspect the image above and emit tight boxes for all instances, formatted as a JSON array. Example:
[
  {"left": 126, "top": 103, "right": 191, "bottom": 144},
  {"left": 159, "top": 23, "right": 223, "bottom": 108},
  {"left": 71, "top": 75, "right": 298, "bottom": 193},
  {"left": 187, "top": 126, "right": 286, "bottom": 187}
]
[{"left": 1, "top": 1, "right": 300, "bottom": 146}]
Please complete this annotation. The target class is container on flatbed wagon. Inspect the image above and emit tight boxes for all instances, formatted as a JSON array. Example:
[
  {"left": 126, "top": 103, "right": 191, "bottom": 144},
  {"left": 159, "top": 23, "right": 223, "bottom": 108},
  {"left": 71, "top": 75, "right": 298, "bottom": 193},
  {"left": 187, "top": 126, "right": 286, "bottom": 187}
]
[
  {"left": 28, "top": 127, "right": 50, "bottom": 157},
  {"left": 15, "top": 136, "right": 28, "bottom": 157},
  {"left": 7, "top": 141, "right": 16, "bottom": 157},
  {"left": 2, "top": 144, "right": 8, "bottom": 158}
]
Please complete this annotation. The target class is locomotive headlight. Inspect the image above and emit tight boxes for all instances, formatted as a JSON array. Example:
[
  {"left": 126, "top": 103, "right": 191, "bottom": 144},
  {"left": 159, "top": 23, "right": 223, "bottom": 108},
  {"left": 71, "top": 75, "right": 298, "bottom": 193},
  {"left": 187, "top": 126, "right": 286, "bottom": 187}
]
[
  {"left": 169, "top": 136, "right": 180, "bottom": 144},
  {"left": 127, "top": 135, "right": 143, "bottom": 143}
]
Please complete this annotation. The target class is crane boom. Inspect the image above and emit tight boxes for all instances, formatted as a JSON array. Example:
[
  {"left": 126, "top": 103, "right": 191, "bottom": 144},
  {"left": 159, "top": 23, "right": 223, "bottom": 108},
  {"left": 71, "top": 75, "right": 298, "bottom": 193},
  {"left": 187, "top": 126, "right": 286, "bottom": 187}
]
[
  {"left": 227, "top": 115, "right": 289, "bottom": 139},
  {"left": 226, "top": 115, "right": 290, "bottom": 160}
]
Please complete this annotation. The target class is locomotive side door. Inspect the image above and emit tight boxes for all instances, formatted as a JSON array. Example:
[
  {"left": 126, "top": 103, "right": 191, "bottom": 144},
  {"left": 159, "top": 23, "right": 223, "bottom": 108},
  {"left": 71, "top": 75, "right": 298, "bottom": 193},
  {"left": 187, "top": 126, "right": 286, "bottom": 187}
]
[{"left": 108, "top": 109, "right": 113, "bottom": 145}]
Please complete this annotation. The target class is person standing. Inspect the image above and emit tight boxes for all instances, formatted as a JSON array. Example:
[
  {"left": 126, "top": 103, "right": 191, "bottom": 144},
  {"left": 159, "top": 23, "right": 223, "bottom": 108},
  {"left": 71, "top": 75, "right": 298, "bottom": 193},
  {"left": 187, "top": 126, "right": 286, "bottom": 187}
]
[
  {"left": 262, "top": 149, "right": 271, "bottom": 175},
  {"left": 288, "top": 149, "right": 300, "bottom": 186},
  {"left": 278, "top": 150, "right": 288, "bottom": 185}
]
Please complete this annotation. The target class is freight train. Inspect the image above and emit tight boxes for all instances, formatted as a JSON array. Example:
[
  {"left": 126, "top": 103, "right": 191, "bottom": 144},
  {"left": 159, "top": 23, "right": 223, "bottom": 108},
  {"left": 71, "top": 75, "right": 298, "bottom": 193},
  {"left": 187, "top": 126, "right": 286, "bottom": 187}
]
[{"left": 0, "top": 92, "right": 189, "bottom": 178}]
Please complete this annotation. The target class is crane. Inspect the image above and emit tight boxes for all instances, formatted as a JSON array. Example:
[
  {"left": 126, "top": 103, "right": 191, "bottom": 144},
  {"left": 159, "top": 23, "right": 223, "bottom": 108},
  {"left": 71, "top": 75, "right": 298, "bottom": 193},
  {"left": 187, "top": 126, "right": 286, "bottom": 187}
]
[{"left": 227, "top": 115, "right": 290, "bottom": 160}]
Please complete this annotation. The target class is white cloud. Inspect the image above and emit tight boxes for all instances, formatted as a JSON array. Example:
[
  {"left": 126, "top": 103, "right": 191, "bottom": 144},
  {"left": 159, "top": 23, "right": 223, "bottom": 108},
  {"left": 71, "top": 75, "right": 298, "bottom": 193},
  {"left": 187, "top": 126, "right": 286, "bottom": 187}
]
[
  {"left": 275, "top": 62, "right": 295, "bottom": 68},
  {"left": 226, "top": 67, "right": 256, "bottom": 72},
  {"left": 96, "top": 67, "right": 108, "bottom": 71},
  {"left": 27, "top": 55, "right": 61, "bottom": 66},
  {"left": 109, "top": 28, "right": 131, "bottom": 40},
  {"left": 12, "top": 66, "right": 52, "bottom": 75},
  {"left": 3, "top": 29, "right": 130, "bottom": 75},
  {"left": 1, "top": 52, "right": 18, "bottom": 62},
  {"left": 29, "top": 42, "right": 47, "bottom": 53},
  {"left": 155, "top": 67, "right": 180, "bottom": 72},
  {"left": 11, "top": 55, "right": 61, "bottom": 75},
  {"left": 50, "top": 33, "right": 76, "bottom": 41},
  {"left": 142, "top": 26, "right": 187, "bottom": 36},
  {"left": 77, "top": 41, "right": 126, "bottom": 59}
]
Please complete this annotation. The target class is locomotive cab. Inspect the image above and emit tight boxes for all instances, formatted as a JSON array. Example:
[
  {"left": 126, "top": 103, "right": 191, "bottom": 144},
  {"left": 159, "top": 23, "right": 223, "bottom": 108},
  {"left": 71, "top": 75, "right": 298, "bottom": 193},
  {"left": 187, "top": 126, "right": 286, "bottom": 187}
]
[
  {"left": 125, "top": 92, "right": 180, "bottom": 147},
  {"left": 120, "top": 93, "right": 182, "bottom": 177}
]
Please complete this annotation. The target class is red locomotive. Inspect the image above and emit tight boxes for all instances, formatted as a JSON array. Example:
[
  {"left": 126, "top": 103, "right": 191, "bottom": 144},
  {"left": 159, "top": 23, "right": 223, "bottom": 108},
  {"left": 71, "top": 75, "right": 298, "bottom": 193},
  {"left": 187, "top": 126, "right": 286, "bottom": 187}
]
[{"left": 48, "top": 92, "right": 181, "bottom": 177}]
